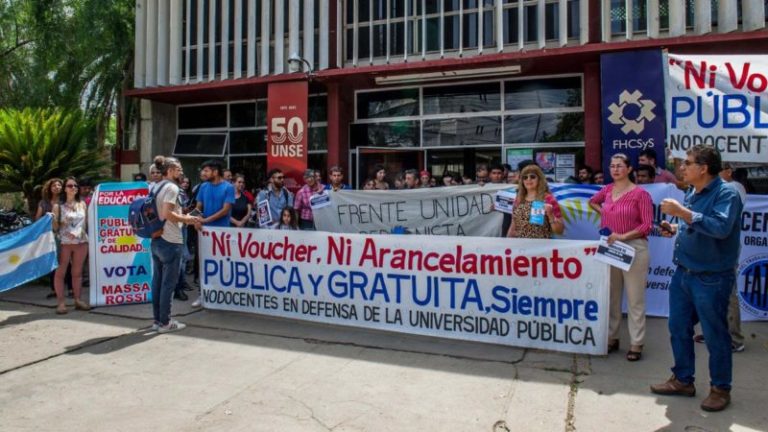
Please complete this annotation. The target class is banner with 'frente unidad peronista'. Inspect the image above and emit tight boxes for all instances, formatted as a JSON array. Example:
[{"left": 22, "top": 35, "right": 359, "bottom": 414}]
[{"left": 198, "top": 228, "right": 610, "bottom": 355}]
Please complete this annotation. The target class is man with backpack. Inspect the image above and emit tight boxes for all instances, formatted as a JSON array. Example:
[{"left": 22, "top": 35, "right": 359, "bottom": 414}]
[{"left": 149, "top": 156, "right": 200, "bottom": 333}]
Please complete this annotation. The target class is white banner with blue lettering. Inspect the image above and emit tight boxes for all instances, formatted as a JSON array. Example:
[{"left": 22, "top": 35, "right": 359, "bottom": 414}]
[
  {"left": 665, "top": 54, "right": 768, "bottom": 163},
  {"left": 199, "top": 226, "right": 610, "bottom": 354},
  {"left": 0, "top": 214, "right": 57, "bottom": 292}
]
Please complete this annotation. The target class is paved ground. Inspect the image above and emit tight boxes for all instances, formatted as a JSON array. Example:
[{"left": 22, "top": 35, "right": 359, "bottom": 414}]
[{"left": 1, "top": 283, "right": 766, "bottom": 432}]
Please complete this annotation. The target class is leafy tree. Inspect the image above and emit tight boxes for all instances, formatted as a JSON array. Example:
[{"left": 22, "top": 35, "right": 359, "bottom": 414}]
[{"left": 0, "top": 108, "right": 112, "bottom": 214}]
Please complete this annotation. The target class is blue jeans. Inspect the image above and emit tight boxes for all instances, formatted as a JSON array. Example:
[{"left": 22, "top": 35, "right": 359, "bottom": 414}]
[
  {"left": 668, "top": 267, "right": 734, "bottom": 389},
  {"left": 151, "top": 237, "right": 182, "bottom": 326}
]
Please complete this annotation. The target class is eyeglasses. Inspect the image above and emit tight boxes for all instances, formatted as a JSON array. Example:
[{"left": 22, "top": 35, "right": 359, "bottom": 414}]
[
  {"left": 66, "top": 184, "right": 79, "bottom": 189},
  {"left": 522, "top": 174, "right": 538, "bottom": 180}
]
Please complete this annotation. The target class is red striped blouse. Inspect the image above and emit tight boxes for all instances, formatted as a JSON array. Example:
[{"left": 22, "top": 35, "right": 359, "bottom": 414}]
[{"left": 589, "top": 184, "right": 654, "bottom": 237}]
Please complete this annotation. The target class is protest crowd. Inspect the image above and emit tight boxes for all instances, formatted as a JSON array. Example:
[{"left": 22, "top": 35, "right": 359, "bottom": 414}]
[{"left": 19, "top": 144, "right": 755, "bottom": 413}]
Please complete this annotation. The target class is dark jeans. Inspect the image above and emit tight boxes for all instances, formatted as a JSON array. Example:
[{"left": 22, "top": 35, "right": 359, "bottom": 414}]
[
  {"left": 669, "top": 267, "right": 734, "bottom": 389},
  {"left": 151, "top": 237, "right": 182, "bottom": 326},
  {"left": 299, "top": 219, "right": 315, "bottom": 230}
]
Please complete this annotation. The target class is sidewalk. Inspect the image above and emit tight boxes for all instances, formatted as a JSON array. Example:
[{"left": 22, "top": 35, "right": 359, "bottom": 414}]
[{"left": 1, "top": 283, "right": 766, "bottom": 432}]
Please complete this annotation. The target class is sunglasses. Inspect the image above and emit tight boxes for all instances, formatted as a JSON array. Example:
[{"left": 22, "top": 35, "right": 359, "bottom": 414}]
[
  {"left": 66, "top": 184, "right": 79, "bottom": 189},
  {"left": 522, "top": 174, "right": 538, "bottom": 180}
]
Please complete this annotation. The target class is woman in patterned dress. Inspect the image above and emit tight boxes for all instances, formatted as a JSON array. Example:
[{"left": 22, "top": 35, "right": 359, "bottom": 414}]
[{"left": 506, "top": 164, "right": 564, "bottom": 239}]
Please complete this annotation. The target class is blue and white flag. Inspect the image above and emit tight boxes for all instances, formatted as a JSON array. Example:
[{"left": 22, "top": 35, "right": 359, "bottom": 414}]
[{"left": 0, "top": 213, "right": 57, "bottom": 292}]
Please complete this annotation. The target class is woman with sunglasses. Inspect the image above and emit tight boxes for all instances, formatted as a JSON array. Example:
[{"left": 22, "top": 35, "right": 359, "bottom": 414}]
[
  {"left": 506, "top": 164, "right": 564, "bottom": 239},
  {"left": 589, "top": 153, "right": 653, "bottom": 361},
  {"left": 52, "top": 177, "right": 90, "bottom": 314}
]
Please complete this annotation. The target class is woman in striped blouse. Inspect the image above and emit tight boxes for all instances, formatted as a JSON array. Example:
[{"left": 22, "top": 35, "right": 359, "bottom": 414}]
[{"left": 589, "top": 153, "right": 653, "bottom": 361}]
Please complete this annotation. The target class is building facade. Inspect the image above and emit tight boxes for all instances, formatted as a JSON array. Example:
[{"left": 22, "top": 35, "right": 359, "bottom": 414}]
[{"left": 124, "top": 0, "right": 768, "bottom": 189}]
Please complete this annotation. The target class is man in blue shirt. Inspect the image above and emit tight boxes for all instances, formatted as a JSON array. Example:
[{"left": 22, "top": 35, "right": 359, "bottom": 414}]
[
  {"left": 257, "top": 169, "right": 294, "bottom": 227},
  {"left": 194, "top": 160, "right": 235, "bottom": 228},
  {"left": 651, "top": 145, "right": 743, "bottom": 412},
  {"left": 192, "top": 160, "right": 235, "bottom": 307}
]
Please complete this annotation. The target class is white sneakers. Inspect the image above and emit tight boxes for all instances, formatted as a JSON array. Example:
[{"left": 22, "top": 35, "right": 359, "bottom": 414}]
[
  {"left": 150, "top": 320, "right": 186, "bottom": 333},
  {"left": 158, "top": 320, "right": 186, "bottom": 333}
]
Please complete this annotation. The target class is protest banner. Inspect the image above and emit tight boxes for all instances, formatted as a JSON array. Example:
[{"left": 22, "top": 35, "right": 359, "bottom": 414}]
[
  {"left": 665, "top": 54, "right": 768, "bottom": 163},
  {"left": 199, "top": 227, "right": 610, "bottom": 354},
  {"left": 88, "top": 182, "right": 153, "bottom": 306},
  {"left": 502, "top": 183, "right": 766, "bottom": 320},
  {"left": 313, "top": 184, "right": 507, "bottom": 236},
  {"left": 737, "top": 195, "right": 768, "bottom": 320}
]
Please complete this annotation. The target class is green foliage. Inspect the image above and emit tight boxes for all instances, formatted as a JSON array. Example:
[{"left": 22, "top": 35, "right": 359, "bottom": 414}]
[
  {"left": 1, "top": 0, "right": 136, "bottom": 147},
  {"left": 0, "top": 108, "right": 112, "bottom": 213}
]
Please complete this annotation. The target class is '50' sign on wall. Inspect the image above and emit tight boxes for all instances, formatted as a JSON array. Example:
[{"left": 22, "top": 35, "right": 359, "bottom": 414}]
[
  {"left": 270, "top": 116, "right": 305, "bottom": 156},
  {"left": 267, "top": 81, "right": 309, "bottom": 193}
]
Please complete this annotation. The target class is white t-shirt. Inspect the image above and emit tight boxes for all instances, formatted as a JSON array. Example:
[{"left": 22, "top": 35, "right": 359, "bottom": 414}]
[{"left": 155, "top": 182, "right": 183, "bottom": 244}]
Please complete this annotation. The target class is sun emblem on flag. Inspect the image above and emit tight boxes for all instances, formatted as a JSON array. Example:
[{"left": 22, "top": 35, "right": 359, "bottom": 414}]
[{"left": 8, "top": 254, "right": 21, "bottom": 265}]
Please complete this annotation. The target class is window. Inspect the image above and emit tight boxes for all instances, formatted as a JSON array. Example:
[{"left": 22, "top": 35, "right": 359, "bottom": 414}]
[
  {"left": 179, "top": 104, "right": 227, "bottom": 129},
  {"left": 423, "top": 82, "right": 501, "bottom": 115},
  {"left": 423, "top": 116, "right": 502, "bottom": 147},
  {"left": 350, "top": 121, "right": 420, "bottom": 148},
  {"left": 229, "top": 102, "right": 256, "bottom": 128},
  {"left": 176, "top": 97, "right": 328, "bottom": 182},
  {"left": 357, "top": 89, "right": 420, "bottom": 119},
  {"left": 173, "top": 134, "right": 227, "bottom": 156},
  {"left": 504, "top": 77, "right": 582, "bottom": 110},
  {"left": 352, "top": 76, "right": 584, "bottom": 150}
]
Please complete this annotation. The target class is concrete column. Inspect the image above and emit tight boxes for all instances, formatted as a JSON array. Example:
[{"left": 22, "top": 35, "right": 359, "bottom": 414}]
[
  {"left": 145, "top": 0, "right": 157, "bottom": 87},
  {"left": 717, "top": 0, "right": 738, "bottom": 33},
  {"left": 234, "top": 0, "right": 242, "bottom": 78},
  {"left": 743, "top": 0, "right": 766, "bottom": 31},
  {"left": 303, "top": 0, "right": 315, "bottom": 71},
  {"left": 326, "top": 82, "right": 351, "bottom": 175},
  {"left": 319, "top": 0, "right": 329, "bottom": 69},
  {"left": 275, "top": 0, "right": 285, "bottom": 73},
  {"left": 221, "top": 0, "right": 230, "bottom": 79},
  {"left": 260, "top": 0, "right": 271, "bottom": 76},
  {"left": 208, "top": 0, "right": 216, "bottom": 80},
  {"left": 289, "top": 0, "right": 300, "bottom": 72},
  {"left": 169, "top": 0, "right": 183, "bottom": 85},
  {"left": 134, "top": 0, "right": 146, "bottom": 88},
  {"left": 157, "top": 0, "right": 169, "bottom": 85}
]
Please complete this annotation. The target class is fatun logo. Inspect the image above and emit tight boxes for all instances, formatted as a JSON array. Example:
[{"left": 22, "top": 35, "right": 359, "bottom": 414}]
[{"left": 607, "top": 90, "right": 657, "bottom": 135}]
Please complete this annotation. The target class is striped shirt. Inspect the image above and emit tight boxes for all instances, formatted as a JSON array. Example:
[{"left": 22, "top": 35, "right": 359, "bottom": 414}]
[{"left": 589, "top": 184, "right": 653, "bottom": 238}]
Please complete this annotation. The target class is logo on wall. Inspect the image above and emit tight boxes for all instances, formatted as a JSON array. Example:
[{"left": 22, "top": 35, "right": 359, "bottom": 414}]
[
  {"left": 607, "top": 90, "right": 657, "bottom": 135},
  {"left": 737, "top": 254, "right": 768, "bottom": 318}
]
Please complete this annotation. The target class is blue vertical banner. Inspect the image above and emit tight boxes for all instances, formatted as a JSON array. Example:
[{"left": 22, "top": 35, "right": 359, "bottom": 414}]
[{"left": 600, "top": 50, "right": 667, "bottom": 181}]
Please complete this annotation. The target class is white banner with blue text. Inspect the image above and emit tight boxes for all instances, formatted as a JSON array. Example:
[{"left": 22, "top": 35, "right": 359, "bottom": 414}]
[
  {"left": 199, "top": 227, "right": 610, "bottom": 354},
  {"left": 665, "top": 54, "right": 768, "bottom": 163}
]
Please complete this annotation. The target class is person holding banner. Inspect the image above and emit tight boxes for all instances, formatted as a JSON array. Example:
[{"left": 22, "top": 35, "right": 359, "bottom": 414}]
[
  {"left": 52, "top": 177, "right": 91, "bottom": 314},
  {"left": 589, "top": 153, "right": 653, "bottom": 362},
  {"left": 652, "top": 145, "right": 743, "bottom": 412},
  {"left": 257, "top": 169, "right": 294, "bottom": 227},
  {"left": 506, "top": 164, "right": 564, "bottom": 239}
]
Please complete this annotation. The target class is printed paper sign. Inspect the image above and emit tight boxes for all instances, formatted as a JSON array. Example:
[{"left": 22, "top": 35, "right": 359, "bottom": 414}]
[
  {"left": 594, "top": 237, "right": 636, "bottom": 272},
  {"left": 494, "top": 189, "right": 516, "bottom": 214},
  {"left": 257, "top": 200, "right": 272, "bottom": 227},
  {"left": 309, "top": 191, "right": 331, "bottom": 210}
]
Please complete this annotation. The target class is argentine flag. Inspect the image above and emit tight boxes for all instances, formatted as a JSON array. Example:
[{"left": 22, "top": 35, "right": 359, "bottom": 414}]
[{"left": 0, "top": 213, "right": 57, "bottom": 292}]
